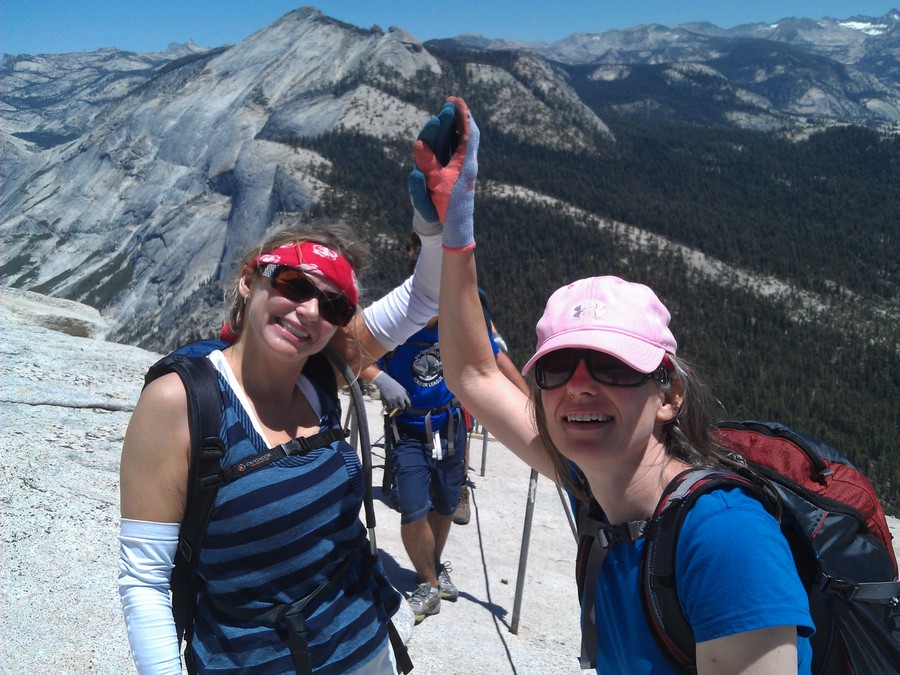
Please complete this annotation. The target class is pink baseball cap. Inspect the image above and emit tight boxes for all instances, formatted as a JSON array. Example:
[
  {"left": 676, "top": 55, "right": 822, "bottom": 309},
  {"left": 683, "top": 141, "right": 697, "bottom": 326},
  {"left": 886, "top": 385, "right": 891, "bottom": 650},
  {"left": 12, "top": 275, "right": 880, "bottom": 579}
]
[{"left": 521, "top": 276, "right": 677, "bottom": 376}]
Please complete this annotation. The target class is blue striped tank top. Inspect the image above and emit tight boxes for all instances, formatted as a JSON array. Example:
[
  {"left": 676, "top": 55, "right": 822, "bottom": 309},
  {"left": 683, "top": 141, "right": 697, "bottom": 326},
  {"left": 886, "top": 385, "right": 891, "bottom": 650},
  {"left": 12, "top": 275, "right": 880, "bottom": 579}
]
[{"left": 190, "top": 353, "right": 401, "bottom": 673}]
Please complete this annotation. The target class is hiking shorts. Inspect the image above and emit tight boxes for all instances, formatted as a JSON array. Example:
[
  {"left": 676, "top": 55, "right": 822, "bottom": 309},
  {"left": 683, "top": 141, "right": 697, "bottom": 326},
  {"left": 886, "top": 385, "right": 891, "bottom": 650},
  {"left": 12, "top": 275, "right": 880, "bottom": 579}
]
[{"left": 390, "top": 413, "right": 467, "bottom": 524}]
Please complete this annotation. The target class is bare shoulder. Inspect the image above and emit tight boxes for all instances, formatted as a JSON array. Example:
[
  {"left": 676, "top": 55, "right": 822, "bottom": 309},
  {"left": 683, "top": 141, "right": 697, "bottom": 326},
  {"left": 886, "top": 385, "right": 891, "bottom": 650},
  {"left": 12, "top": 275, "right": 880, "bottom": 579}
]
[
  {"left": 120, "top": 371, "right": 192, "bottom": 522},
  {"left": 139, "top": 369, "right": 190, "bottom": 410},
  {"left": 127, "top": 371, "right": 192, "bottom": 442}
]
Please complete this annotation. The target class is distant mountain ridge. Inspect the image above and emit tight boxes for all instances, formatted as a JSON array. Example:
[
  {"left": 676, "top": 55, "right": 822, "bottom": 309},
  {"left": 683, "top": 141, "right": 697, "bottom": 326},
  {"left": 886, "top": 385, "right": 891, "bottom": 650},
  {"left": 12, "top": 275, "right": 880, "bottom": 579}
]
[
  {"left": 1, "top": 5, "right": 896, "bottom": 344},
  {"left": 438, "top": 9, "right": 900, "bottom": 131},
  {"left": 4, "top": 8, "right": 899, "bottom": 146},
  {"left": 450, "top": 10, "right": 900, "bottom": 69}
]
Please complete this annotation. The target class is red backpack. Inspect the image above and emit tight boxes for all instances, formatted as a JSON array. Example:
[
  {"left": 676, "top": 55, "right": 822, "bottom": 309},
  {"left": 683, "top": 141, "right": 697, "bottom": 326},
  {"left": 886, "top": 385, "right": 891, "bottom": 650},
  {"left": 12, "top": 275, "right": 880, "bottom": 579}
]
[{"left": 576, "top": 420, "right": 900, "bottom": 673}]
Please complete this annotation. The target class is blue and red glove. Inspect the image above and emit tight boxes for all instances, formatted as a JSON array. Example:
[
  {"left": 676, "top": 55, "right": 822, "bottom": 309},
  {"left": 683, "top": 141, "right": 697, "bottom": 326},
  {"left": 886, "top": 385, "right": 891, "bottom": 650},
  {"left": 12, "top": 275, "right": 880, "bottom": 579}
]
[
  {"left": 412, "top": 96, "right": 479, "bottom": 251},
  {"left": 363, "top": 101, "right": 469, "bottom": 350},
  {"left": 407, "top": 101, "right": 455, "bottom": 237}
]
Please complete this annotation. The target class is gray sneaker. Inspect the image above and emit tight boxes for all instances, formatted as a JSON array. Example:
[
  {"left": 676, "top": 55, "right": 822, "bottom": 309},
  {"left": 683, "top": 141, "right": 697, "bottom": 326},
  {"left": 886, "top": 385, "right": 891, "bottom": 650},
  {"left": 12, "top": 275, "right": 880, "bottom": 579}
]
[
  {"left": 408, "top": 582, "right": 440, "bottom": 623},
  {"left": 435, "top": 561, "right": 459, "bottom": 601}
]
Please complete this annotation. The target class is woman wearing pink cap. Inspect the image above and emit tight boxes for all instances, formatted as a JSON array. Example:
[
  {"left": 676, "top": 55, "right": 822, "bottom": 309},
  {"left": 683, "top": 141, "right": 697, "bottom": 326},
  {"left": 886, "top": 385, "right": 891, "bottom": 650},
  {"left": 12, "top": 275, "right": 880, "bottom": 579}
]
[
  {"left": 117, "top": 97, "right": 472, "bottom": 675},
  {"left": 415, "top": 99, "right": 814, "bottom": 672}
]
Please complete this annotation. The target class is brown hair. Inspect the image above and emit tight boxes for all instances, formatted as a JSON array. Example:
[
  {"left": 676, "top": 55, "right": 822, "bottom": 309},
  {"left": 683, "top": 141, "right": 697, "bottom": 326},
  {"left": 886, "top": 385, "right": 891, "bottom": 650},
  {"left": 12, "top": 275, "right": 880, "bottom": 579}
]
[
  {"left": 224, "top": 218, "right": 368, "bottom": 332},
  {"left": 406, "top": 231, "right": 421, "bottom": 276}
]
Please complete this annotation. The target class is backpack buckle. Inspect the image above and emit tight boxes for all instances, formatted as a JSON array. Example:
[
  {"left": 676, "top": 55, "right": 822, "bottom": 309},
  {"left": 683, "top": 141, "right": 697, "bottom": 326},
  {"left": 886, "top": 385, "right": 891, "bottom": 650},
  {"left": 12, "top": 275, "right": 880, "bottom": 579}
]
[
  {"left": 817, "top": 574, "right": 858, "bottom": 600},
  {"left": 597, "top": 519, "right": 648, "bottom": 548},
  {"left": 200, "top": 436, "right": 224, "bottom": 460},
  {"left": 283, "top": 437, "right": 312, "bottom": 456},
  {"left": 178, "top": 538, "right": 196, "bottom": 563},
  {"left": 200, "top": 472, "right": 225, "bottom": 489}
]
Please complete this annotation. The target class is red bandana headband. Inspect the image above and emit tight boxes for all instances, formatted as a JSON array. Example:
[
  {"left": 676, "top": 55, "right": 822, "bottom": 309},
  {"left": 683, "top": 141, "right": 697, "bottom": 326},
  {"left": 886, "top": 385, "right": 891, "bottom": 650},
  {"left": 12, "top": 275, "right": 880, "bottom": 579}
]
[
  {"left": 220, "top": 241, "right": 359, "bottom": 343},
  {"left": 253, "top": 241, "right": 359, "bottom": 305}
]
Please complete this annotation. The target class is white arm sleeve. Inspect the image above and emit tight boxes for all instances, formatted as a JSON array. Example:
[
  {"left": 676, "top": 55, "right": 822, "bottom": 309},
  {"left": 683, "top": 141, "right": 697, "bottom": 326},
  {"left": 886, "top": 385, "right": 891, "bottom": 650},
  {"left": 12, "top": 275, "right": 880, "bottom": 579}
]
[
  {"left": 363, "top": 232, "right": 441, "bottom": 350},
  {"left": 118, "top": 518, "right": 183, "bottom": 675}
]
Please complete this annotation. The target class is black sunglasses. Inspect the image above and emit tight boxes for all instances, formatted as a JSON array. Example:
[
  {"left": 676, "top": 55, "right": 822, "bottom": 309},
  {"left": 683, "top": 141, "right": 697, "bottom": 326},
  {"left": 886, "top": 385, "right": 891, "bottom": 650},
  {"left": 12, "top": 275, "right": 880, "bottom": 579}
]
[
  {"left": 259, "top": 265, "right": 357, "bottom": 327},
  {"left": 534, "top": 349, "right": 668, "bottom": 390}
]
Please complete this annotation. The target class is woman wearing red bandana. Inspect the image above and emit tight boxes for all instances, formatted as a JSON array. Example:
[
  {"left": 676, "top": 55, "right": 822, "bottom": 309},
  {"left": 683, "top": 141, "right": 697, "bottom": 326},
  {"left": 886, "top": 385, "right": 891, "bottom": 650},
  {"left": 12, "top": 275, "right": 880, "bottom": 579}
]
[{"left": 117, "top": 96, "right": 473, "bottom": 675}]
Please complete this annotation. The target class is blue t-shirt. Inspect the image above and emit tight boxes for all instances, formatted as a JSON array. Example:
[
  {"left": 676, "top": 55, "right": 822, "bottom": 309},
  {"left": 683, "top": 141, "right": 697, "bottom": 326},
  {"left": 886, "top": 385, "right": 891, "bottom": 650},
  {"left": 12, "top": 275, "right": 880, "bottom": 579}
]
[
  {"left": 377, "top": 324, "right": 498, "bottom": 432},
  {"left": 588, "top": 486, "right": 814, "bottom": 673}
]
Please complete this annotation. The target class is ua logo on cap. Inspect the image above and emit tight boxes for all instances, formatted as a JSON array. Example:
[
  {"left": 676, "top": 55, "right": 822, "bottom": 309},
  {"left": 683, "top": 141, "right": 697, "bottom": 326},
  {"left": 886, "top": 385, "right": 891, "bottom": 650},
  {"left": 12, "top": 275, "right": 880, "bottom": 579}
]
[{"left": 573, "top": 302, "right": 605, "bottom": 319}]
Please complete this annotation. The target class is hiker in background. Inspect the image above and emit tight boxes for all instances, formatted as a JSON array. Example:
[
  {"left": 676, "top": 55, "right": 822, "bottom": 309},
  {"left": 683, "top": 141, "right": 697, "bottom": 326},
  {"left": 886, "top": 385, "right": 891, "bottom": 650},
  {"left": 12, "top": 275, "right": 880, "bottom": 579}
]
[
  {"left": 363, "top": 236, "right": 528, "bottom": 623},
  {"left": 118, "top": 99, "right": 466, "bottom": 674},
  {"left": 401, "top": 232, "right": 521, "bottom": 527},
  {"left": 362, "top": 315, "right": 476, "bottom": 624},
  {"left": 420, "top": 97, "right": 815, "bottom": 672}
]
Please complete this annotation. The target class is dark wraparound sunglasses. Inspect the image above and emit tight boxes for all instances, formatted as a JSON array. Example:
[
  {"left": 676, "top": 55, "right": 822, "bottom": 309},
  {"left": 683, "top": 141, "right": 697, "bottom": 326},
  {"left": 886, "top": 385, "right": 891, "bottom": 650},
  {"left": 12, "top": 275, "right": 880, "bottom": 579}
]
[
  {"left": 534, "top": 348, "right": 668, "bottom": 390},
  {"left": 259, "top": 265, "right": 357, "bottom": 327}
]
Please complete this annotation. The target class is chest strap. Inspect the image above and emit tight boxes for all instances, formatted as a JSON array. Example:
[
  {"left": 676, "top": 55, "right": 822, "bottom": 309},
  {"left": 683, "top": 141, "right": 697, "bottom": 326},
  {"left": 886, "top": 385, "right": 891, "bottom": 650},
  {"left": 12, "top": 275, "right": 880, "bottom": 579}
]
[
  {"left": 200, "top": 428, "right": 348, "bottom": 489},
  {"left": 209, "top": 556, "right": 352, "bottom": 675}
]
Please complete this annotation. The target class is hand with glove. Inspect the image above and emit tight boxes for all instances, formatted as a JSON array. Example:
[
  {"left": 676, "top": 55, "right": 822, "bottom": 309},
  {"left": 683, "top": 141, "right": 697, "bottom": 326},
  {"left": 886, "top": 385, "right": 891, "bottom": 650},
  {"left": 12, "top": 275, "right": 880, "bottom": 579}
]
[
  {"left": 411, "top": 96, "right": 479, "bottom": 251},
  {"left": 408, "top": 101, "right": 456, "bottom": 237},
  {"left": 361, "top": 97, "right": 476, "bottom": 351},
  {"left": 371, "top": 370, "right": 411, "bottom": 414},
  {"left": 400, "top": 99, "right": 465, "bottom": 311}
]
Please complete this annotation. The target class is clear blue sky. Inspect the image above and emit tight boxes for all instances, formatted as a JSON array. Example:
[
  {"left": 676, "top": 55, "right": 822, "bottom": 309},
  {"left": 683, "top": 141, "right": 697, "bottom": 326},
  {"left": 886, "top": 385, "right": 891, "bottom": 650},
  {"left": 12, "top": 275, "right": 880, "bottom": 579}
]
[{"left": 2, "top": 1, "right": 897, "bottom": 56}]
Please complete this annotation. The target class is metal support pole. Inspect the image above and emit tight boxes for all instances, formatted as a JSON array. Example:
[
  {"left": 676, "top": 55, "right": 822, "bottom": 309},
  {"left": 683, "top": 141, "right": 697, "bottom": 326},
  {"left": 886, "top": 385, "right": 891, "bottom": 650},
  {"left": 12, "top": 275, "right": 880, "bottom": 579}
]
[
  {"left": 343, "top": 403, "right": 358, "bottom": 449},
  {"left": 510, "top": 468, "right": 539, "bottom": 634},
  {"left": 558, "top": 484, "right": 578, "bottom": 541},
  {"left": 479, "top": 422, "right": 489, "bottom": 477},
  {"left": 382, "top": 413, "right": 394, "bottom": 493}
]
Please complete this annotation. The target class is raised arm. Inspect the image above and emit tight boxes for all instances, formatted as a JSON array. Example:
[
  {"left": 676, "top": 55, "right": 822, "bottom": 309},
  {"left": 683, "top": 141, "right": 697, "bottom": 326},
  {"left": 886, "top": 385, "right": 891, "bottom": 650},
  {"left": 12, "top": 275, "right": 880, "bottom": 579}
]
[
  {"left": 418, "top": 97, "right": 556, "bottom": 479},
  {"left": 439, "top": 249, "right": 556, "bottom": 479},
  {"left": 333, "top": 229, "right": 443, "bottom": 377}
]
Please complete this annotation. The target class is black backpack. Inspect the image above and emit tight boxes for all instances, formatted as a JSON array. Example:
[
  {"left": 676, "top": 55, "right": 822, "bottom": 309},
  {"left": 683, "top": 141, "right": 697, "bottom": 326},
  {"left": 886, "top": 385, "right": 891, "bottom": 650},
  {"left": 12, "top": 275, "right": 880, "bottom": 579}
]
[
  {"left": 142, "top": 340, "right": 411, "bottom": 674},
  {"left": 576, "top": 420, "right": 900, "bottom": 673}
]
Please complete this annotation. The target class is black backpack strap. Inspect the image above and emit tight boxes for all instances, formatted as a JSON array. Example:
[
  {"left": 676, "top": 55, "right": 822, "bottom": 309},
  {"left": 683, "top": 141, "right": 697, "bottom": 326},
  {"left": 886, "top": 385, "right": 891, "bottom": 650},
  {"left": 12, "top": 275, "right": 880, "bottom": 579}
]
[
  {"left": 817, "top": 577, "right": 900, "bottom": 603},
  {"left": 576, "top": 509, "right": 607, "bottom": 669},
  {"left": 387, "top": 618, "right": 414, "bottom": 674},
  {"left": 302, "top": 352, "right": 339, "bottom": 416},
  {"left": 169, "top": 356, "right": 226, "bottom": 566},
  {"left": 143, "top": 352, "right": 225, "bottom": 656},
  {"left": 572, "top": 471, "right": 600, "bottom": 669},
  {"left": 641, "top": 468, "right": 767, "bottom": 673},
  {"left": 209, "top": 428, "right": 348, "bottom": 486},
  {"left": 574, "top": 473, "right": 648, "bottom": 670}
]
